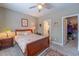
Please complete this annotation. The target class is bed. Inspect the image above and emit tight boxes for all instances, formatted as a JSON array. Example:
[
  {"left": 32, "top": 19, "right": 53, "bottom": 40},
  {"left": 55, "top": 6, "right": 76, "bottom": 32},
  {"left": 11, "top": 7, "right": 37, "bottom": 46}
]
[{"left": 15, "top": 29, "right": 49, "bottom": 56}]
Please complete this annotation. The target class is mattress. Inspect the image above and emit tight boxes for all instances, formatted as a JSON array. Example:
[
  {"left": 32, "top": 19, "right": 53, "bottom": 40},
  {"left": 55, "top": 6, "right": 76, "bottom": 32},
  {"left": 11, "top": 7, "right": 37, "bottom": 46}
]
[{"left": 15, "top": 33, "right": 46, "bottom": 53}]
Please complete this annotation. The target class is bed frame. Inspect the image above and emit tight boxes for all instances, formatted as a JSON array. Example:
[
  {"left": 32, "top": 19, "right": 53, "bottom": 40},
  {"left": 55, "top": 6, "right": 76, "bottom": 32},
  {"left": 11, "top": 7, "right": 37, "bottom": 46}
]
[
  {"left": 15, "top": 29, "right": 33, "bottom": 35},
  {"left": 15, "top": 29, "right": 50, "bottom": 56}
]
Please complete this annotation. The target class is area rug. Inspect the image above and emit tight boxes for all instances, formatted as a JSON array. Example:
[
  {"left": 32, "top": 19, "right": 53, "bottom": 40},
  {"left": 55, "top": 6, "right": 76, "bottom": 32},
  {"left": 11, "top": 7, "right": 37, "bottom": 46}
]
[{"left": 44, "top": 49, "right": 64, "bottom": 56}]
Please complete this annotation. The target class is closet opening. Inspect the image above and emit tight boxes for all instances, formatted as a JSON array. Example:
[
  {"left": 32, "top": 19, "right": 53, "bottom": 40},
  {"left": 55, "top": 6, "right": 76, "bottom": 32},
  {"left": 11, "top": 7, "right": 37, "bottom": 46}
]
[{"left": 63, "top": 16, "right": 78, "bottom": 50}]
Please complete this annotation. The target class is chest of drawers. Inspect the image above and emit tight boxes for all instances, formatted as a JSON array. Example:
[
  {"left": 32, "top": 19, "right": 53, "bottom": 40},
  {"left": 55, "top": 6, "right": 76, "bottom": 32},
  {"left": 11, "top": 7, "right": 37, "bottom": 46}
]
[{"left": 0, "top": 38, "right": 14, "bottom": 50}]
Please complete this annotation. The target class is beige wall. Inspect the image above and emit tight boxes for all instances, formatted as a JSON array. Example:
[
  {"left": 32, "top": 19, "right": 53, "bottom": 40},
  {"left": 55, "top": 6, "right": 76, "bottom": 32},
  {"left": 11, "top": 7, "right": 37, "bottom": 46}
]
[
  {"left": 36, "top": 19, "right": 52, "bottom": 42},
  {"left": 0, "top": 7, "right": 37, "bottom": 32},
  {"left": 36, "top": 19, "right": 43, "bottom": 34},
  {"left": 0, "top": 8, "right": 6, "bottom": 31}
]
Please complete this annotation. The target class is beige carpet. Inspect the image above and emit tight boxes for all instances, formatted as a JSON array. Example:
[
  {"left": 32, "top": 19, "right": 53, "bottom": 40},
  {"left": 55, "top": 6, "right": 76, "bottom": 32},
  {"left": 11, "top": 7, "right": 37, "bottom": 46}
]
[
  {"left": 51, "top": 42, "right": 79, "bottom": 56},
  {"left": 0, "top": 43, "right": 64, "bottom": 56},
  {"left": 1, "top": 42, "right": 79, "bottom": 56},
  {"left": 0, "top": 44, "right": 23, "bottom": 56},
  {"left": 44, "top": 48, "right": 64, "bottom": 56}
]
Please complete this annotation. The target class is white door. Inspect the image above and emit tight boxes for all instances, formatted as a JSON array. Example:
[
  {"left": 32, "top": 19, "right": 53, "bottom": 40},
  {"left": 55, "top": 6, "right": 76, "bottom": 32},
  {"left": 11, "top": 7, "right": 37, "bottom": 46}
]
[{"left": 43, "top": 20, "right": 49, "bottom": 36}]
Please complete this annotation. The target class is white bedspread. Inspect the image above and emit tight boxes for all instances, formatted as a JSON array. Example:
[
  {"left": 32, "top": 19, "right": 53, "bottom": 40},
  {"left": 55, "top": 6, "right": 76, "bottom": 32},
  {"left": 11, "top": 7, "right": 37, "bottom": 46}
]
[{"left": 15, "top": 34, "right": 46, "bottom": 53}]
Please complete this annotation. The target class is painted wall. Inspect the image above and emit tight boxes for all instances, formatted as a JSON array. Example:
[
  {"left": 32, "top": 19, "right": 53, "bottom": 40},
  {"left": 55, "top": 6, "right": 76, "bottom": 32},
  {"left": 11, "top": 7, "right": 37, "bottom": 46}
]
[
  {"left": 36, "top": 18, "right": 52, "bottom": 41},
  {"left": 36, "top": 19, "right": 43, "bottom": 35},
  {"left": 0, "top": 7, "right": 37, "bottom": 32},
  {"left": 0, "top": 8, "right": 6, "bottom": 31},
  {"left": 38, "top": 6, "right": 79, "bottom": 45}
]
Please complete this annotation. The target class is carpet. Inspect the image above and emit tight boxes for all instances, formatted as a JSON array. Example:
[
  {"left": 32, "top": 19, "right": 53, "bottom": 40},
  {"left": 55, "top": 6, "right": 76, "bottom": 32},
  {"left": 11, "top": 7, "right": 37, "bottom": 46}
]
[
  {"left": 44, "top": 49, "right": 64, "bottom": 56},
  {"left": 0, "top": 44, "right": 64, "bottom": 56}
]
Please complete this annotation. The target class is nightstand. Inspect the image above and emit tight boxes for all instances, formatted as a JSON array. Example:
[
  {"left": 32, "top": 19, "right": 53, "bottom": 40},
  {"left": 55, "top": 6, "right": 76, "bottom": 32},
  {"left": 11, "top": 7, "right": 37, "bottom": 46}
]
[{"left": 0, "top": 37, "right": 14, "bottom": 50}]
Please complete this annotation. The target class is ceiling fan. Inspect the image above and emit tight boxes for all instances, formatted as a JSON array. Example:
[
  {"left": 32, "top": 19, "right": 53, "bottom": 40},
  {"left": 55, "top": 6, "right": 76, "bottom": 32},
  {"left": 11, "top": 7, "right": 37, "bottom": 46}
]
[{"left": 29, "top": 3, "right": 52, "bottom": 12}]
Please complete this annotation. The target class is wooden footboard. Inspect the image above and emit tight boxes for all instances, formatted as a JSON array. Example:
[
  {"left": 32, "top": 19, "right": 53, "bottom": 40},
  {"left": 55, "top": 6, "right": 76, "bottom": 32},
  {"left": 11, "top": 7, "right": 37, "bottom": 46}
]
[{"left": 24, "top": 36, "right": 49, "bottom": 56}]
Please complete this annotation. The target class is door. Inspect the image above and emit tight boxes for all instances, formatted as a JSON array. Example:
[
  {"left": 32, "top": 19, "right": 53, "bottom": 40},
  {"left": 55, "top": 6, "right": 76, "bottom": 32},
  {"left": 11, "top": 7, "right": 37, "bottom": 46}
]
[
  {"left": 63, "top": 18, "right": 68, "bottom": 45},
  {"left": 43, "top": 20, "right": 49, "bottom": 36}
]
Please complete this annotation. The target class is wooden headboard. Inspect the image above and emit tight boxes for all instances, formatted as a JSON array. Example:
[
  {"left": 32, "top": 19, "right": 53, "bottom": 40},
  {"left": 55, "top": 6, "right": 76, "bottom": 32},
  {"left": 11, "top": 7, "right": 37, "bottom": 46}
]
[{"left": 15, "top": 29, "right": 33, "bottom": 35}]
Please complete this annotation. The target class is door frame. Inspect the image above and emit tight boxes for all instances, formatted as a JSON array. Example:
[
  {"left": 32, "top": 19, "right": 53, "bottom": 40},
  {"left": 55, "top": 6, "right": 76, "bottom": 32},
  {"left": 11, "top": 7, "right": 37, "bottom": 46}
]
[{"left": 62, "top": 14, "right": 79, "bottom": 51}]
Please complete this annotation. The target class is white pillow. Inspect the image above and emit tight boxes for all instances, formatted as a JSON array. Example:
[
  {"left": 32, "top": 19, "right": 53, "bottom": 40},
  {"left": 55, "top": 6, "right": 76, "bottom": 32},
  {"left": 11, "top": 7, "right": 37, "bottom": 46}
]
[
  {"left": 17, "top": 32, "right": 25, "bottom": 35},
  {"left": 17, "top": 31, "right": 32, "bottom": 36}
]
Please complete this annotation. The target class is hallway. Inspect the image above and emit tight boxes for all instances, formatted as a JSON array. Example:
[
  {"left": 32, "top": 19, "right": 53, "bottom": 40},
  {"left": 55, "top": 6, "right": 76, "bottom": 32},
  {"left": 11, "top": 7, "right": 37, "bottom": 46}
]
[{"left": 66, "top": 38, "right": 78, "bottom": 50}]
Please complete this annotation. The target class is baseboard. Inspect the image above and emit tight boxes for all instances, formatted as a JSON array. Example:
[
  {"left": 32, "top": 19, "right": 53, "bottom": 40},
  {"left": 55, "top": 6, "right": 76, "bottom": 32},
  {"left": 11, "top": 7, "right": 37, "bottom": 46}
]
[{"left": 52, "top": 41, "right": 63, "bottom": 46}]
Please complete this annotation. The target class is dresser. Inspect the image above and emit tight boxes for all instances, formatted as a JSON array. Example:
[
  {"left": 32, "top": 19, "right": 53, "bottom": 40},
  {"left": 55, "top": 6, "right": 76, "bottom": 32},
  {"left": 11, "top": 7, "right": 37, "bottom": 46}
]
[{"left": 0, "top": 38, "right": 14, "bottom": 50}]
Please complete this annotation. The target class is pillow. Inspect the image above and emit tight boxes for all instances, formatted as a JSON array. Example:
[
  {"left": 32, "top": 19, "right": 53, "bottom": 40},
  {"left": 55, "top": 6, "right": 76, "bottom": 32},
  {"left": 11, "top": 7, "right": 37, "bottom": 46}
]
[
  {"left": 17, "top": 32, "right": 23, "bottom": 35},
  {"left": 7, "top": 32, "right": 15, "bottom": 38},
  {"left": 16, "top": 31, "right": 32, "bottom": 36},
  {"left": 0, "top": 32, "right": 15, "bottom": 39},
  {"left": 0, "top": 32, "right": 7, "bottom": 39}
]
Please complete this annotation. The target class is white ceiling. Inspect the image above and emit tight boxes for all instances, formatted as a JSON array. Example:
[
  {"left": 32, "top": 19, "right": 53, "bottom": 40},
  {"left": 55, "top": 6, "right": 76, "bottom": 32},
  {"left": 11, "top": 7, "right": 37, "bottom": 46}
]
[{"left": 0, "top": 3, "right": 79, "bottom": 17}]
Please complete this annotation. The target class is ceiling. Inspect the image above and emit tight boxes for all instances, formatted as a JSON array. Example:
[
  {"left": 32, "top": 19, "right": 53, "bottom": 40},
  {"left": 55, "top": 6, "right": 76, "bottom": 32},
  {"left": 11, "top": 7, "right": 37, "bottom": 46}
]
[{"left": 0, "top": 3, "right": 79, "bottom": 17}]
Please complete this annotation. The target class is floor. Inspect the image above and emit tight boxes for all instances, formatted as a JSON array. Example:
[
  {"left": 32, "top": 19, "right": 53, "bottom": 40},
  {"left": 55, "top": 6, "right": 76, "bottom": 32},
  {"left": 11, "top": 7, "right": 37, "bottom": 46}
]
[
  {"left": 42, "top": 48, "right": 64, "bottom": 56},
  {"left": 66, "top": 32, "right": 78, "bottom": 50},
  {"left": 51, "top": 39, "right": 79, "bottom": 56},
  {"left": 0, "top": 44, "right": 64, "bottom": 56},
  {"left": 0, "top": 44, "right": 23, "bottom": 56},
  {"left": 0, "top": 40, "right": 79, "bottom": 56},
  {"left": 66, "top": 39, "right": 78, "bottom": 50}
]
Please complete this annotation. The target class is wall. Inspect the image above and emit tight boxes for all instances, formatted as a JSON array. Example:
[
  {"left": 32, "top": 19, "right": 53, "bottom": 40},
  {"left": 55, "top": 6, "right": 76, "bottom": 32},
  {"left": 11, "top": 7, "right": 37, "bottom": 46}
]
[
  {"left": 36, "top": 19, "right": 43, "bottom": 35},
  {"left": 0, "top": 7, "right": 6, "bottom": 31},
  {"left": 0, "top": 7, "right": 38, "bottom": 32},
  {"left": 37, "top": 19, "right": 51, "bottom": 35},
  {"left": 38, "top": 7, "right": 79, "bottom": 45},
  {"left": 3, "top": 8, "right": 37, "bottom": 31},
  {"left": 36, "top": 18, "right": 52, "bottom": 42}
]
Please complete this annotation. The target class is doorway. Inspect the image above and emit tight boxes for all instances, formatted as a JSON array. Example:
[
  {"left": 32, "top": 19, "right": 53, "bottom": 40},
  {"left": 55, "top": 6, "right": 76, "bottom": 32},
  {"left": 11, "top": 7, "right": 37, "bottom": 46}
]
[
  {"left": 43, "top": 20, "right": 49, "bottom": 36},
  {"left": 43, "top": 19, "right": 51, "bottom": 40},
  {"left": 62, "top": 15, "right": 79, "bottom": 50}
]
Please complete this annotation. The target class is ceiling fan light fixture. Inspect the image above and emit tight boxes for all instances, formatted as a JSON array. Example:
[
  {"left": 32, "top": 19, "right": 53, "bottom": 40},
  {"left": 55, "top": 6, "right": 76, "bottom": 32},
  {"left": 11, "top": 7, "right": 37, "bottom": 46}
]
[
  {"left": 37, "top": 4, "right": 43, "bottom": 10},
  {"left": 29, "top": 3, "right": 51, "bottom": 12}
]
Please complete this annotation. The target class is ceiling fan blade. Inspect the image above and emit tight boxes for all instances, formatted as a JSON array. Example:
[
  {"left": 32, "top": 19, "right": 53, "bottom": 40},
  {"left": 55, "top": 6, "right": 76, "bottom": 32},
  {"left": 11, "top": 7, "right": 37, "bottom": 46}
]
[
  {"left": 44, "top": 3, "right": 53, "bottom": 9},
  {"left": 29, "top": 5, "right": 36, "bottom": 9}
]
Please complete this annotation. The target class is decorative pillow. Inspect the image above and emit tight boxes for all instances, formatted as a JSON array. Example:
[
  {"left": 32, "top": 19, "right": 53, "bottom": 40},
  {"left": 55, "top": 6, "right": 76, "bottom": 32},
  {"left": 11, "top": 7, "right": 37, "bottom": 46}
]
[
  {"left": 7, "top": 32, "right": 15, "bottom": 38},
  {"left": 0, "top": 32, "right": 15, "bottom": 39},
  {"left": 0, "top": 32, "right": 7, "bottom": 39}
]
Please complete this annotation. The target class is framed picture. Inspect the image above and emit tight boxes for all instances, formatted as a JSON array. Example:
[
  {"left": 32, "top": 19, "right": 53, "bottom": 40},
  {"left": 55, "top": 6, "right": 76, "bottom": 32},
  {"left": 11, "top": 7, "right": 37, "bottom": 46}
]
[{"left": 21, "top": 18, "right": 28, "bottom": 27}]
